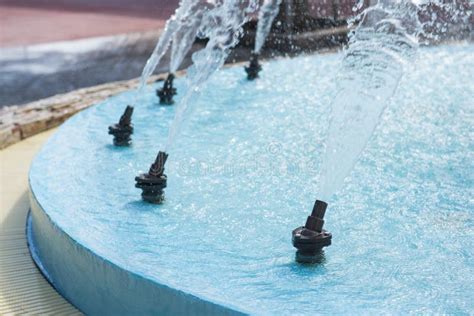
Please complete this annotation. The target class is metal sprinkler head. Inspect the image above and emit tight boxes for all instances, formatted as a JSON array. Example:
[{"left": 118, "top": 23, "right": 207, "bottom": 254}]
[
  {"left": 135, "top": 151, "right": 168, "bottom": 204},
  {"left": 108, "top": 105, "right": 134, "bottom": 146},
  {"left": 157, "top": 73, "right": 177, "bottom": 105},
  {"left": 245, "top": 52, "right": 262, "bottom": 80},
  {"left": 292, "top": 199, "right": 332, "bottom": 263}
]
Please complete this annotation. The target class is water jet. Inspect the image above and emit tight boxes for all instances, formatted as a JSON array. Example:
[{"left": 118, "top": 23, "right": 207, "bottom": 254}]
[{"left": 108, "top": 105, "right": 133, "bottom": 146}]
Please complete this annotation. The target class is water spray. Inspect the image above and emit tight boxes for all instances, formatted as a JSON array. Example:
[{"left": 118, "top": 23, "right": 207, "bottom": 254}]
[
  {"left": 164, "top": 0, "right": 259, "bottom": 150},
  {"left": 244, "top": 0, "right": 281, "bottom": 80},
  {"left": 317, "top": 1, "right": 422, "bottom": 199},
  {"left": 108, "top": 105, "right": 134, "bottom": 146},
  {"left": 135, "top": 151, "right": 168, "bottom": 204},
  {"left": 292, "top": 200, "right": 332, "bottom": 263},
  {"left": 134, "top": 1, "right": 258, "bottom": 205}
]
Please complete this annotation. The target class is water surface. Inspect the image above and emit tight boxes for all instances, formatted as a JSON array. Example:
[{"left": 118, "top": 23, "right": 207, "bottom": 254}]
[{"left": 31, "top": 44, "right": 474, "bottom": 314}]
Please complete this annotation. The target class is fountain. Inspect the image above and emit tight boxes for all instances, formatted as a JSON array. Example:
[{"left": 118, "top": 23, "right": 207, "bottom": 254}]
[
  {"left": 245, "top": 0, "right": 281, "bottom": 80},
  {"left": 244, "top": 52, "right": 262, "bottom": 80},
  {"left": 156, "top": 2, "right": 207, "bottom": 103},
  {"left": 156, "top": 73, "right": 177, "bottom": 105},
  {"left": 108, "top": 105, "right": 134, "bottom": 146},
  {"left": 135, "top": 151, "right": 168, "bottom": 203},
  {"left": 26, "top": 0, "right": 473, "bottom": 314},
  {"left": 292, "top": 200, "right": 332, "bottom": 263}
]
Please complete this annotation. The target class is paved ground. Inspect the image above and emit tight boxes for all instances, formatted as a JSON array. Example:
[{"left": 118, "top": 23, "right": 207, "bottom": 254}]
[
  {"left": 0, "top": 31, "right": 175, "bottom": 107},
  {"left": 0, "top": 0, "right": 177, "bottom": 47},
  {"left": 0, "top": 0, "right": 180, "bottom": 108},
  {"left": 0, "top": 129, "right": 82, "bottom": 314}
]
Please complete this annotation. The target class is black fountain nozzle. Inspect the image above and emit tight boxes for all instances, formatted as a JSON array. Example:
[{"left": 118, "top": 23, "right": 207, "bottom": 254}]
[
  {"left": 108, "top": 105, "right": 134, "bottom": 146},
  {"left": 292, "top": 199, "right": 332, "bottom": 263},
  {"left": 245, "top": 52, "right": 262, "bottom": 80},
  {"left": 135, "top": 151, "right": 168, "bottom": 204},
  {"left": 157, "top": 73, "right": 177, "bottom": 105}
]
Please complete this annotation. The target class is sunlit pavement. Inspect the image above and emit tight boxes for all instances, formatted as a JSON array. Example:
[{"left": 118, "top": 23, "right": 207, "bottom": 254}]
[
  {"left": 0, "top": 0, "right": 177, "bottom": 47},
  {"left": 0, "top": 0, "right": 178, "bottom": 107},
  {"left": 0, "top": 129, "right": 83, "bottom": 314}
]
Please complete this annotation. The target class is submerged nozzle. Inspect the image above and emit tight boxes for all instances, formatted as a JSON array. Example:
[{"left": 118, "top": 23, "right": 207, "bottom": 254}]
[
  {"left": 292, "top": 199, "right": 332, "bottom": 263},
  {"left": 157, "top": 73, "right": 177, "bottom": 105},
  {"left": 135, "top": 151, "right": 168, "bottom": 204},
  {"left": 245, "top": 52, "right": 262, "bottom": 80},
  {"left": 108, "top": 105, "right": 134, "bottom": 146}
]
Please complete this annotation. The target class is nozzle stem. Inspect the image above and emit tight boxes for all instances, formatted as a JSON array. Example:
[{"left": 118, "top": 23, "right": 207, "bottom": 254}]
[{"left": 311, "top": 200, "right": 327, "bottom": 219}]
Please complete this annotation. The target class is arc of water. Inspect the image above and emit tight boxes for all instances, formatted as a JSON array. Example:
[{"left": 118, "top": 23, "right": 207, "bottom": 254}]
[
  {"left": 254, "top": 0, "right": 281, "bottom": 54},
  {"left": 136, "top": 0, "right": 203, "bottom": 96},
  {"left": 317, "top": 0, "right": 423, "bottom": 200},
  {"left": 165, "top": 0, "right": 259, "bottom": 150},
  {"left": 254, "top": 0, "right": 282, "bottom": 54},
  {"left": 169, "top": 9, "right": 205, "bottom": 73},
  {"left": 317, "top": 0, "right": 469, "bottom": 200}
]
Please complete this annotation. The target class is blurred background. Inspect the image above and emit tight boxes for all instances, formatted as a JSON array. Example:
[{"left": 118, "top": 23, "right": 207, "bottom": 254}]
[
  {"left": 0, "top": 0, "right": 367, "bottom": 108},
  {"left": 0, "top": 0, "right": 472, "bottom": 108},
  {"left": 0, "top": 0, "right": 176, "bottom": 107}
]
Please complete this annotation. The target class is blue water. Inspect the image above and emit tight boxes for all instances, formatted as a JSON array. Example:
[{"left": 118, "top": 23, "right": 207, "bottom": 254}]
[{"left": 30, "top": 44, "right": 474, "bottom": 314}]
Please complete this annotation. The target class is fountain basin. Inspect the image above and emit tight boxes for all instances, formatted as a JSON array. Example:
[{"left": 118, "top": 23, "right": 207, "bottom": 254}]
[{"left": 28, "top": 44, "right": 474, "bottom": 314}]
